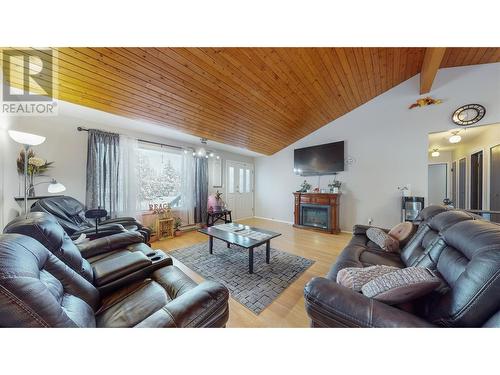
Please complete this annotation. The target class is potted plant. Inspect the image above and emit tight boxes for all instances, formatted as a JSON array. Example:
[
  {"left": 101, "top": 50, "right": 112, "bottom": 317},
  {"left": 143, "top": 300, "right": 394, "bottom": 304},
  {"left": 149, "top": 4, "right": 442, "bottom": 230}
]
[
  {"left": 174, "top": 217, "right": 182, "bottom": 236},
  {"left": 297, "top": 180, "right": 311, "bottom": 193},
  {"left": 328, "top": 179, "right": 342, "bottom": 194}
]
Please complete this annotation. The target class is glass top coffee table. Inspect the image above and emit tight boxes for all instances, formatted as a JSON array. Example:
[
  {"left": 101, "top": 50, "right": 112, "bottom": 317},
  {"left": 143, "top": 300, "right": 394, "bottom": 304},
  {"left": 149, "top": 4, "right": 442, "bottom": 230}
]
[{"left": 198, "top": 223, "right": 281, "bottom": 274}]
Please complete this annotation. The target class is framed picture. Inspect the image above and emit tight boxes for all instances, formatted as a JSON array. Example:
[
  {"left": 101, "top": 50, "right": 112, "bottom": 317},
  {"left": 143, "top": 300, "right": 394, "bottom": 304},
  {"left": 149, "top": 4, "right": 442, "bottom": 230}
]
[{"left": 212, "top": 158, "right": 222, "bottom": 188}]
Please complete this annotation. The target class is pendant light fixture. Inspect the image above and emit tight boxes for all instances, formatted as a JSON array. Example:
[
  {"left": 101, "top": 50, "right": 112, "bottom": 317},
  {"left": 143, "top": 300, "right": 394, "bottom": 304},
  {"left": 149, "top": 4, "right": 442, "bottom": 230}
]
[
  {"left": 431, "top": 149, "right": 440, "bottom": 157},
  {"left": 449, "top": 131, "right": 462, "bottom": 144}
]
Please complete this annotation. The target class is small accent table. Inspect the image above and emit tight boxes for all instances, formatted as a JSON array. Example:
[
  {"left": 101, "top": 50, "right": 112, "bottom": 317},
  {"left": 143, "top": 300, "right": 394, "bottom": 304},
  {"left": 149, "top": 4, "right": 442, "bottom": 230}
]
[
  {"left": 198, "top": 223, "right": 281, "bottom": 274},
  {"left": 206, "top": 209, "right": 232, "bottom": 227},
  {"left": 157, "top": 217, "right": 174, "bottom": 239}
]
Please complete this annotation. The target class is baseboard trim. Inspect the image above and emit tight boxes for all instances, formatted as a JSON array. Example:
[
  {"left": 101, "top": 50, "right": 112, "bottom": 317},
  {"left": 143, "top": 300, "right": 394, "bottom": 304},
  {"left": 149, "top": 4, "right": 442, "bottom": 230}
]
[
  {"left": 253, "top": 216, "right": 294, "bottom": 225},
  {"left": 254, "top": 216, "right": 352, "bottom": 234}
]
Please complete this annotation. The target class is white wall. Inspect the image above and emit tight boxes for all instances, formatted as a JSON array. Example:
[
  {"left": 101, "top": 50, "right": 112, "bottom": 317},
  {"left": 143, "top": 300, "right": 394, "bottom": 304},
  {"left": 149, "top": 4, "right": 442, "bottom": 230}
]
[
  {"left": 255, "top": 63, "right": 500, "bottom": 230},
  {"left": 1, "top": 101, "right": 254, "bottom": 227}
]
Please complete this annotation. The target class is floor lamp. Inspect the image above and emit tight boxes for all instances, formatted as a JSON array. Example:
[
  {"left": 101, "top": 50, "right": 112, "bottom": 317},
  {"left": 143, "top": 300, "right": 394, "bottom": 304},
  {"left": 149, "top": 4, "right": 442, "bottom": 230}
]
[{"left": 7, "top": 130, "right": 62, "bottom": 218}]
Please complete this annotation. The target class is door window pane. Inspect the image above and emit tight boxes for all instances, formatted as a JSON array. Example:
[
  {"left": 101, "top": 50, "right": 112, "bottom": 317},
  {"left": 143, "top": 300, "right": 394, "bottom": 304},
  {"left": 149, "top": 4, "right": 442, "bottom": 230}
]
[
  {"left": 245, "top": 169, "right": 251, "bottom": 193},
  {"left": 228, "top": 166, "right": 234, "bottom": 193},
  {"left": 239, "top": 168, "right": 244, "bottom": 193}
]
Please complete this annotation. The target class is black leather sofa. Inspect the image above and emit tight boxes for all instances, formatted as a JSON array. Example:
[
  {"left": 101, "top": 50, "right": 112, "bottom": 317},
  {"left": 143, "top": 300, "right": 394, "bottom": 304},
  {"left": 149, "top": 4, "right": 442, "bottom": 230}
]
[
  {"left": 304, "top": 206, "right": 500, "bottom": 327},
  {"left": 0, "top": 214, "right": 230, "bottom": 328},
  {"left": 30, "top": 196, "right": 151, "bottom": 242}
]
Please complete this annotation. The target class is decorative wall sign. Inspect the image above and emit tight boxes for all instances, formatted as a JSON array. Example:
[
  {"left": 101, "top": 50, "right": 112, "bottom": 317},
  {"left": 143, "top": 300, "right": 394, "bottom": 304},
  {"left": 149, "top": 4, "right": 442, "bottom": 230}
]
[
  {"left": 452, "top": 104, "right": 486, "bottom": 126},
  {"left": 409, "top": 97, "right": 443, "bottom": 109}
]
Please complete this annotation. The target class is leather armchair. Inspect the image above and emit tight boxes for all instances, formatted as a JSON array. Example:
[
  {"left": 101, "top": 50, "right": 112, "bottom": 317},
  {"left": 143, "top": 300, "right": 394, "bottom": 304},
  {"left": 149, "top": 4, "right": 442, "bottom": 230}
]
[
  {"left": 3, "top": 212, "right": 170, "bottom": 294},
  {"left": 30, "top": 196, "right": 151, "bottom": 242},
  {"left": 0, "top": 233, "right": 230, "bottom": 328}
]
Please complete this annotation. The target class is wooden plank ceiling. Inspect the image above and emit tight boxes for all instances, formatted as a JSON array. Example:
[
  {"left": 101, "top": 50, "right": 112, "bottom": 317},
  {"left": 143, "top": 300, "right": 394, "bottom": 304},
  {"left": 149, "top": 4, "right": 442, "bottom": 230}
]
[{"left": 4, "top": 47, "right": 500, "bottom": 155}]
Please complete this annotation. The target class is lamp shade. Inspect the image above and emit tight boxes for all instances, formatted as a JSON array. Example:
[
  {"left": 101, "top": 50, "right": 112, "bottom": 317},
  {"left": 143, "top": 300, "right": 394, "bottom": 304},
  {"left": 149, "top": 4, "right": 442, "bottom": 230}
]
[
  {"left": 48, "top": 181, "right": 66, "bottom": 193},
  {"left": 8, "top": 130, "right": 46, "bottom": 146},
  {"left": 431, "top": 149, "right": 440, "bottom": 157},
  {"left": 449, "top": 134, "right": 462, "bottom": 144}
]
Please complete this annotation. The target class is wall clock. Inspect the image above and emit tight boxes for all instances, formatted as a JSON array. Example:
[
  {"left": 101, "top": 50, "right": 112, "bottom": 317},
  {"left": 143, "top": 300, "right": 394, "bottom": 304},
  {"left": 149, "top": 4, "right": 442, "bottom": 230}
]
[{"left": 452, "top": 104, "right": 486, "bottom": 126}]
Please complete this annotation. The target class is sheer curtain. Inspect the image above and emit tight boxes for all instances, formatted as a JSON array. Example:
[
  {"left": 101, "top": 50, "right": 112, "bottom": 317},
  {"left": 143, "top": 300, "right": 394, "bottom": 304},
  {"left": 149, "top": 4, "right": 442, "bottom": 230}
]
[
  {"left": 85, "top": 129, "right": 120, "bottom": 217},
  {"left": 118, "top": 135, "right": 139, "bottom": 218},
  {"left": 180, "top": 151, "right": 195, "bottom": 225}
]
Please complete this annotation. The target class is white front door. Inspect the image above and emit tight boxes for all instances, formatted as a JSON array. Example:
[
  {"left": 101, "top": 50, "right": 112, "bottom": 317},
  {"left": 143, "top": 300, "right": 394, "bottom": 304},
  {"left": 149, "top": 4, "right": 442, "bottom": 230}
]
[{"left": 226, "top": 161, "right": 254, "bottom": 220}]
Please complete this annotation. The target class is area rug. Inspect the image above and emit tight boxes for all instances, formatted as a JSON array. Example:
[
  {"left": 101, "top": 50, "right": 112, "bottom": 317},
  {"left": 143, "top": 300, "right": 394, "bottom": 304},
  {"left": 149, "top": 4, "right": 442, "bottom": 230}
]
[{"left": 168, "top": 239, "right": 314, "bottom": 314}]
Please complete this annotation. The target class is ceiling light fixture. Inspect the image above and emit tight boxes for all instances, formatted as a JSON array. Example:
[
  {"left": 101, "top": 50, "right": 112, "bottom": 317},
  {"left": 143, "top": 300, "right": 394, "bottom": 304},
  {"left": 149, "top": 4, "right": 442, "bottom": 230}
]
[
  {"left": 431, "top": 149, "right": 440, "bottom": 157},
  {"left": 449, "top": 131, "right": 462, "bottom": 144}
]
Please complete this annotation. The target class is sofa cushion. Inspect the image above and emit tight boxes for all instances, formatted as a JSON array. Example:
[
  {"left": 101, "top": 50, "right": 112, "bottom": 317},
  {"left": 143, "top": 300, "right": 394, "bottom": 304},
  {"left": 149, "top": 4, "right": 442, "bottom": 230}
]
[
  {"left": 400, "top": 210, "right": 476, "bottom": 267},
  {"left": 361, "top": 267, "right": 441, "bottom": 305},
  {"left": 366, "top": 227, "right": 400, "bottom": 252},
  {"left": 336, "top": 265, "right": 400, "bottom": 291}
]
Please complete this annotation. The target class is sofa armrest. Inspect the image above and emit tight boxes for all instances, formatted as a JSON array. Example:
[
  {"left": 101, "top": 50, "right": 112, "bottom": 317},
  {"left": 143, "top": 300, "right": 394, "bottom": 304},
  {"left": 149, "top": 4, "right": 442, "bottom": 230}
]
[
  {"left": 135, "top": 281, "right": 230, "bottom": 328},
  {"left": 100, "top": 217, "right": 138, "bottom": 225},
  {"left": 304, "top": 277, "right": 434, "bottom": 328},
  {"left": 352, "top": 224, "right": 390, "bottom": 235},
  {"left": 72, "top": 223, "right": 127, "bottom": 240},
  {"left": 77, "top": 231, "right": 145, "bottom": 258}
]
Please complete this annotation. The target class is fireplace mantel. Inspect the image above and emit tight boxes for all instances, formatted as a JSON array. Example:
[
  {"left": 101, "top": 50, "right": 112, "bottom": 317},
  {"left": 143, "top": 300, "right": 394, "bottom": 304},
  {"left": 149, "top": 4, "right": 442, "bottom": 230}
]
[{"left": 293, "top": 192, "right": 340, "bottom": 234}]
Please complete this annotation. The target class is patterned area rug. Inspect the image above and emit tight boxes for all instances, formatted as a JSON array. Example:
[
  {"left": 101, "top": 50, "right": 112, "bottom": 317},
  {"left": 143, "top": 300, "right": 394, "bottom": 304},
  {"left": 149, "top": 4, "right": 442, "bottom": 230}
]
[{"left": 168, "top": 239, "right": 314, "bottom": 314}]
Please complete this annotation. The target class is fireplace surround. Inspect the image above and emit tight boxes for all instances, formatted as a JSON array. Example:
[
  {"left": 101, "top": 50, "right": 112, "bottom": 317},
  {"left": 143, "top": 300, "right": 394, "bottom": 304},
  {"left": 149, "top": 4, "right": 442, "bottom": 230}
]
[{"left": 293, "top": 192, "right": 340, "bottom": 234}]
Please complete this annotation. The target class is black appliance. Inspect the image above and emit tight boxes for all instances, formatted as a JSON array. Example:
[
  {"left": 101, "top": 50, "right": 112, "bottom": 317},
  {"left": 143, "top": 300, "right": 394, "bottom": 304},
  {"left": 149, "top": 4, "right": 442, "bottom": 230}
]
[{"left": 401, "top": 196, "right": 424, "bottom": 222}]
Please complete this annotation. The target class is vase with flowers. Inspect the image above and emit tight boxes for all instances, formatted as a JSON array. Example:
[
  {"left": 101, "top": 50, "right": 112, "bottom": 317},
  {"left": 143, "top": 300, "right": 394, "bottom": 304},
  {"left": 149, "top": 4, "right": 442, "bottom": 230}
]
[
  {"left": 16, "top": 149, "right": 54, "bottom": 197},
  {"left": 328, "top": 176, "right": 342, "bottom": 194}
]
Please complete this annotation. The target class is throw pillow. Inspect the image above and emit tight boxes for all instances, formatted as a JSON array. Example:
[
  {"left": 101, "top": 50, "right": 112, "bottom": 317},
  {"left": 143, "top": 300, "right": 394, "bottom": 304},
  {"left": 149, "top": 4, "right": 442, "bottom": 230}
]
[
  {"left": 388, "top": 222, "right": 417, "bottom": 246},
  {"left": 336, "top": 265, "right": 400, "bottom": 292},
  {"left": 366, "top": 227, "right": 400, "bottom": 252},
  {"left": 361, "top": 267, "right": 442, "bottom": 305}
]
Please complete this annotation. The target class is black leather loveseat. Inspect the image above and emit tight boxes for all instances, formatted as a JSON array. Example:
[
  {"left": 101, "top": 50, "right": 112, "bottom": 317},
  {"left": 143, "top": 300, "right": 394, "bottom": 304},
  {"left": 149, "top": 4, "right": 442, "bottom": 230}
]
[
  {"left": 0, "top": 214, "right": 230, "bottom": 328},
  {"left": 304, "top": 206, "right": 500, "bottom": 327}
]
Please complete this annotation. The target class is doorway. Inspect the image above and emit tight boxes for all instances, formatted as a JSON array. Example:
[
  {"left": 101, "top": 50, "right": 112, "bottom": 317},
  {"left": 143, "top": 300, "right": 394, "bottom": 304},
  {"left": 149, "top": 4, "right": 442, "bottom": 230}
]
[
  {"left": 470, "top": 150, "right": 483, "bottom": 210},
  {"left": 451, "top": 161, "right": 457, "bottom": 207},
  {"left": 428, "top": 163, "right": 448, "bottom": 206},
  {"left": 458, "top": 158, "right": 466, "bottom": 209},
  {"left": 226, "top": 160, "right": 254, "bottom": 220},
  {"left": 491, "top": 144, "right": 500, "bottom": 222}
]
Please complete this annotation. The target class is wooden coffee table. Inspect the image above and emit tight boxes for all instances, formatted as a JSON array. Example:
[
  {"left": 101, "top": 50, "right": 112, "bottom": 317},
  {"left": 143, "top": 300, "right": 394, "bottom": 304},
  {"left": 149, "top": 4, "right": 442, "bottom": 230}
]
[{"left": 198, "top": 223, "right": 281, "bottom": 274}]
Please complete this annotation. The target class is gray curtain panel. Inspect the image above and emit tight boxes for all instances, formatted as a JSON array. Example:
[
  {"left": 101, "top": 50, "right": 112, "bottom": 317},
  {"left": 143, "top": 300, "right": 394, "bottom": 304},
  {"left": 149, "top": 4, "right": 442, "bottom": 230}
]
[
  {"left": 85, "top": 129, "right": 120, "bottom": 218},
  {"left": 194, "top": 157, "right": 208, "bottom": 224}
]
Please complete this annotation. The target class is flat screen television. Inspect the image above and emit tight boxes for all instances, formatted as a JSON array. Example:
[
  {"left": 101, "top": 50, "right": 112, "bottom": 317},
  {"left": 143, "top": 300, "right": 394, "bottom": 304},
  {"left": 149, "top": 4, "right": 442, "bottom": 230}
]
[{"left": 294, "top": 141, "right": 344, "bottom": 176}]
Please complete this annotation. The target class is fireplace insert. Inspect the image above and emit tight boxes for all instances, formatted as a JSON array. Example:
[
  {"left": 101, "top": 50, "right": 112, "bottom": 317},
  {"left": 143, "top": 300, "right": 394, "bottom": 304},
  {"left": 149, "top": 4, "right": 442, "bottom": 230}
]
[{"left": 300, "top": 204, "right": 331, "bottom": 230}]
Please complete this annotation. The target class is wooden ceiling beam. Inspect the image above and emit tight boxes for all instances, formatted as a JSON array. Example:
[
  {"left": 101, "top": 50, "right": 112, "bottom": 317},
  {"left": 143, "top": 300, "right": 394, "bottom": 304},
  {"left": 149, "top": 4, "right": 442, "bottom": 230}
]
[{"left": 420, "top": 47, "right": 446, "bottom": 94}]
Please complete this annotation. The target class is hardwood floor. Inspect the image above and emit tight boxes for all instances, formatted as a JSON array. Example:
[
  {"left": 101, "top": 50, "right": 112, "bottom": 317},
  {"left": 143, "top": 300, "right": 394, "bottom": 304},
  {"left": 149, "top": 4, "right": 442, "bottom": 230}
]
[{"left": 153, "top": 218, "right": 351, "bottom": 327}]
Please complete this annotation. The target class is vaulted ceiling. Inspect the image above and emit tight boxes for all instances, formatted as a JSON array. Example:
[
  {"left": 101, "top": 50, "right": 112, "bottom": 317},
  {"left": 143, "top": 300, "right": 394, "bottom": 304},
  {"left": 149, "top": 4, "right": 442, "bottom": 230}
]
[{"left": 4, "top": 47, "right": 500, "bottom": 154}]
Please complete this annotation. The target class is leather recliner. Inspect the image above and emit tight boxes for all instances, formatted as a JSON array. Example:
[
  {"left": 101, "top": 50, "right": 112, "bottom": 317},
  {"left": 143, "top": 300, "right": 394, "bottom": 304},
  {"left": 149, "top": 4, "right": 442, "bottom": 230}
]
[
  {"left": 0, "top": 233, "right": 230, "bottom": 327},
  {"left": 3, "top": 212, "right": 171, "bottom": 295},
  {"left": 30, "top": 196, "right": 151, "bottom": 242},
  {"left": 304, "top": 209, "right": 500, "bottom": 327}
]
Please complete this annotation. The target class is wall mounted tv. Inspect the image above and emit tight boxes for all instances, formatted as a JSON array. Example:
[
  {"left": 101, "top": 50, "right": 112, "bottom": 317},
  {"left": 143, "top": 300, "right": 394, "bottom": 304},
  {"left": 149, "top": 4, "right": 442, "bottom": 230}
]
[{"left": 294, "top": 141, "right": 345, "bottom": 176}]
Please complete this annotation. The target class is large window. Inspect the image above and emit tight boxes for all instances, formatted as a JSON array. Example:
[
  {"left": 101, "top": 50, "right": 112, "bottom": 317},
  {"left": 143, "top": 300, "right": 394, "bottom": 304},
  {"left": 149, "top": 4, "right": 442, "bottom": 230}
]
[{"left": 136, "top": 143, "right": 182, "bottom": 211}]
